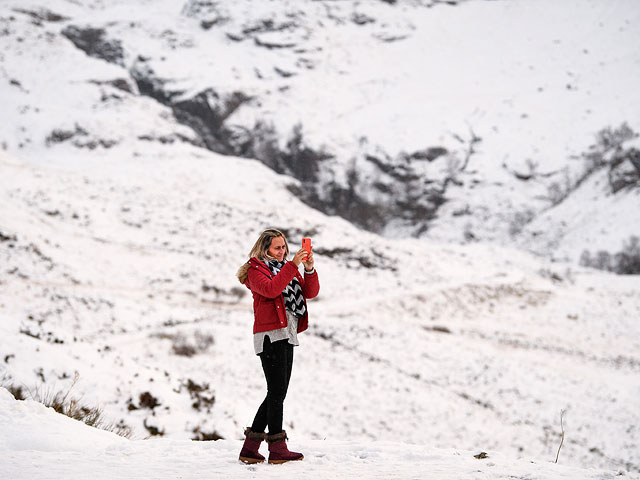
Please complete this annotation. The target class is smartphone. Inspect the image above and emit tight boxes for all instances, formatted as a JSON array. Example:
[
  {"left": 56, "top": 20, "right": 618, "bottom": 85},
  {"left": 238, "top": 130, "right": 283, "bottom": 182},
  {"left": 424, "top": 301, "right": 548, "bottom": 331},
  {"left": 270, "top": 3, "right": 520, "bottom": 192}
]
[{"left": 302, "top": 238, "right": 312, "bottom": 260}]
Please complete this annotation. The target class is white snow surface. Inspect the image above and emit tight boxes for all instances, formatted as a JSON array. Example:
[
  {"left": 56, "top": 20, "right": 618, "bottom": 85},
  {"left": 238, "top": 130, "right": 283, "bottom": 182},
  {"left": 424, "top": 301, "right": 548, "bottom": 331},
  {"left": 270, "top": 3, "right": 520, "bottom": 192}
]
[
  {"left": 1, "top": 0, "right": 640, "bottom": 478},
  {"left": 1, "top": 386, "right": 637, "bottom": 479}
]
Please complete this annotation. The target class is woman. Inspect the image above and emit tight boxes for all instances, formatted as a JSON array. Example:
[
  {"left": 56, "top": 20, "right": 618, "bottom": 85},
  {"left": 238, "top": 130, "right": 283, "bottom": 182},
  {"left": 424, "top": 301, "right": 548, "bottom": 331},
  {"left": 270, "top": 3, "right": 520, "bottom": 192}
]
[{"left": 236, "top": 228, "right": 320, "bottom": 464}]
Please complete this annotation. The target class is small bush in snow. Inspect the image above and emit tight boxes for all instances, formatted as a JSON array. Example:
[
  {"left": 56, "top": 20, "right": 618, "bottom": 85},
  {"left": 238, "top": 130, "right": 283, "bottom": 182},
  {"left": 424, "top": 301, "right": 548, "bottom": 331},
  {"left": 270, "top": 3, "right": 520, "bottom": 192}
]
[
  {"left": 545, "top": 123, "right": 639, "bottom": 207},
  {"left": 4, "top": 383, "right": 27, "bottom": 400},
  {"left": 545, "top": 167, "right": 574, "bottom": 207},
  {"left": 138, "top": 391, "right": 161, "bottom": 410},
  {"left": 4, "top": 377, "right": 132, "bottom": 438},
  {"left": 508, "top": 208, "right": 536, "bottom": 236},
  {"left": 580, "top": 236, "right": 640, "bottom": 275},
  {"left": 143, "top": 418, "right": 165, "bottom": 437},
  {"left": 192, "top": 426, "right": 224, "bottom": 441},
  {"left": 151, "top": 330, "right": 214, "bottom": 357}
]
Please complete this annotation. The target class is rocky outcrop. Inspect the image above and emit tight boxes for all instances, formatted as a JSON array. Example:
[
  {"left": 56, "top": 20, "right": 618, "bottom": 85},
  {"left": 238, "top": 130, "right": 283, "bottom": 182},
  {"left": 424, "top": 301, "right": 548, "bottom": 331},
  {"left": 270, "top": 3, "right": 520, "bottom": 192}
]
[{"left": 61, "top": 26, "right": 125, "bottom": 66}]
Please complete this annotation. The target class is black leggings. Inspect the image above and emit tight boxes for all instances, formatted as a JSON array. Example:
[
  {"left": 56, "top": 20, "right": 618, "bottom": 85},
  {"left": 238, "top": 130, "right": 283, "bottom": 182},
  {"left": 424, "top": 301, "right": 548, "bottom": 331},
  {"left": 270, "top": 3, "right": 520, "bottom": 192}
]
[{"left": 251, "top": 337, "right": 294, "bottom": 434}]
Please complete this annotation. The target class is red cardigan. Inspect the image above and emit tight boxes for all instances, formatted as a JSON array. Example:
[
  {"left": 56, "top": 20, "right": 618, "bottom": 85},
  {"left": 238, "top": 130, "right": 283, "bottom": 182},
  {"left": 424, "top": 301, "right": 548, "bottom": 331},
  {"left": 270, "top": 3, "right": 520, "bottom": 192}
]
[{"left": 244, "top": 257, "right": 320, "bottom": 334}]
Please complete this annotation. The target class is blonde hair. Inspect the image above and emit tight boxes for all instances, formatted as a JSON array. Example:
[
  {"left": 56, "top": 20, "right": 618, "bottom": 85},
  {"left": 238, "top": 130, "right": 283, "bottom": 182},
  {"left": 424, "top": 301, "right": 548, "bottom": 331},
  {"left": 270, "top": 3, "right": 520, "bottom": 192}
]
[{"left": 236, "top": 228, "right": 290, "bottom": 284}]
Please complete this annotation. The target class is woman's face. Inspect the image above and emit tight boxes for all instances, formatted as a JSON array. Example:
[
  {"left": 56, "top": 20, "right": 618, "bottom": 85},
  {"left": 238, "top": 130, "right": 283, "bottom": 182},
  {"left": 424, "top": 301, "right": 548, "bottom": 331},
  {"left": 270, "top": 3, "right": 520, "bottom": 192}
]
[{"left": 267, "top": 236, "right": 287, "bottom": 262}]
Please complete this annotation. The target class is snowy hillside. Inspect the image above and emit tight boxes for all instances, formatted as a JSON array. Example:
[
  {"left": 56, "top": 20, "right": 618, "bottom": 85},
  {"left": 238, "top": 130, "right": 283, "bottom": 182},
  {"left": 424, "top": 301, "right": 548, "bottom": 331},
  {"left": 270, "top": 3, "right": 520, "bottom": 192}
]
[
  {"left": 1, "top": 0, "right": 640, "bottom": 478},
  {"left": 1, "top": 147, "right": 639, "bottom": 475}
]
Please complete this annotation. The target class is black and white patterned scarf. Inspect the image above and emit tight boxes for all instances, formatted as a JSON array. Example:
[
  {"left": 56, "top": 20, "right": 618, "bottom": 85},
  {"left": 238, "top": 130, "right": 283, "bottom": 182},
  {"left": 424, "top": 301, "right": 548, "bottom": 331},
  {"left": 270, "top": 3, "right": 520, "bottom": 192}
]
[{"left": 268, "top": 260, "right": 307, "bottom": 318}]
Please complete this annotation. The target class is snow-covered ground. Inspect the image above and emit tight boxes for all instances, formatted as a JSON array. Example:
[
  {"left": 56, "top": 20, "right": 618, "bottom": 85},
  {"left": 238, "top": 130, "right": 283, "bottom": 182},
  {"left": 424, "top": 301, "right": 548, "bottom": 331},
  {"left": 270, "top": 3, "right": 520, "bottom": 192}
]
[
  {"left": 5, "top": 388, "right": 633, "bottom": 480},
  {"left": 1, "top": 0, "right": 640, "bottom": 478}
]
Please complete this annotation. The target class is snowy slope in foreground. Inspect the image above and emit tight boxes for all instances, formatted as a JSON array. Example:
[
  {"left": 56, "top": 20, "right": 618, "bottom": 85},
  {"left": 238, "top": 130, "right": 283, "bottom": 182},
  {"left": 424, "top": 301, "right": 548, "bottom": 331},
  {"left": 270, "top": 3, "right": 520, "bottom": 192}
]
[{"left": 2, "top": 388, "right": 634, "bottom": 480}]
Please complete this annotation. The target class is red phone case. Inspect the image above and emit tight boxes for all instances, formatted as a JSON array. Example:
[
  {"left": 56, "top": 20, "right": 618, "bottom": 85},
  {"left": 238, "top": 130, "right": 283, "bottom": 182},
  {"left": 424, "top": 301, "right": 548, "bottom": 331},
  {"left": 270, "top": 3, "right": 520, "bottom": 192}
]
[{"left": 302, "top": 238, "right": 311, "bottom": 259}]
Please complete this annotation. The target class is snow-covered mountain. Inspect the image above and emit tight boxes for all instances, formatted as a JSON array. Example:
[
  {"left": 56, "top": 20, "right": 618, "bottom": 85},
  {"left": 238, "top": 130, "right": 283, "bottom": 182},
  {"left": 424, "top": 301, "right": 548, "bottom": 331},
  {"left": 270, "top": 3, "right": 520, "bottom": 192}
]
[
  {"left": 1, "top": 0, "right": 639, "bottom": 477},
  {"left": 2, "top": 0, "right": 639, "bottom": 257}
]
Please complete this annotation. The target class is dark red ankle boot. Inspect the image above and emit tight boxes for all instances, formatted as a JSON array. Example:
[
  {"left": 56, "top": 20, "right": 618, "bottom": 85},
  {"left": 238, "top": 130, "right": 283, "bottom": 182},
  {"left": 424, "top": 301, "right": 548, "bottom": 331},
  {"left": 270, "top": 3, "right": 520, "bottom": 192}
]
[
  {"left": 266, "top": 430, "right": 304, "bottom": 464},
  {"left": 239, "top": 428, "right": 265, "bottom": 464}
]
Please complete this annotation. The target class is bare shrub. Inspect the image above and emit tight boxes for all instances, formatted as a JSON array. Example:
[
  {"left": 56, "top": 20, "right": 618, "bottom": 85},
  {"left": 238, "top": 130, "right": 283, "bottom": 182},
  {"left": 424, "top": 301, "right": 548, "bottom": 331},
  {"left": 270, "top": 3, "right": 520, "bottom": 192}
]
[
  {"left": 172, "top": 341, "right": 197, "bottom": 357},
  {"left": 545, "top": 167, "right": 574, "bottom": 206},
  {"left": 45, "top": 124, "right": 88, "bottom": 146},
  {"left": 192, "top": 426, "right": 224, "bottom": 441},
  {"left": 608, "top": 147, "right": 640, "bottom": 193},
  {"left": 143, "top": 418, "right": 165, "bottom": 436},
  {"left": 229, "top": 286, "right": 246, "bottom": 300},
  {"left": 615, "top": 236, "right": 640, "bottom": 274},
  {"left": 201, "top": 282, "right": 246, "bottom": 301},
  {"left": 152, "top": 330, "right": 214, "bottom": 357},
  {"left": 4, "top": 376, "right": 131, "bottom": 438},
  {"left": 182, "top": 378, "right": 216, "bottom": 413},
  {"left": 555, "top": 409, "right": 567, "bottom": 463},
  {"left": 595, "top": 123, "right": 635, "bottom": 151},
  {"left": 7, "top": 384, "right": 27, "bottom": 400},
  {"left": 580, "top": 236, "right": 640, "bottom": 275},
  {"left": 138, "top": 391, "right": 161, "bottom": 410},
  {"left": 509, "top": 209, "right": 536, "bottom": 236},
  {"left": 544, "top": 123, "right": 639, "bottom": 208}
]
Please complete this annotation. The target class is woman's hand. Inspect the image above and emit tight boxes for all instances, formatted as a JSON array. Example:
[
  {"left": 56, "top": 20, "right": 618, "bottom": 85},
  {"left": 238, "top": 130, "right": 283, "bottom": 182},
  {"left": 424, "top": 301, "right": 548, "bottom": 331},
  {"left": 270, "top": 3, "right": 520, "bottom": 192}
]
[
  {"left": 292, "top": 248, "right": 308, "bottom": 267},
  {"left": 302, "top": 250, "right": 314, "bottom": 272}
]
